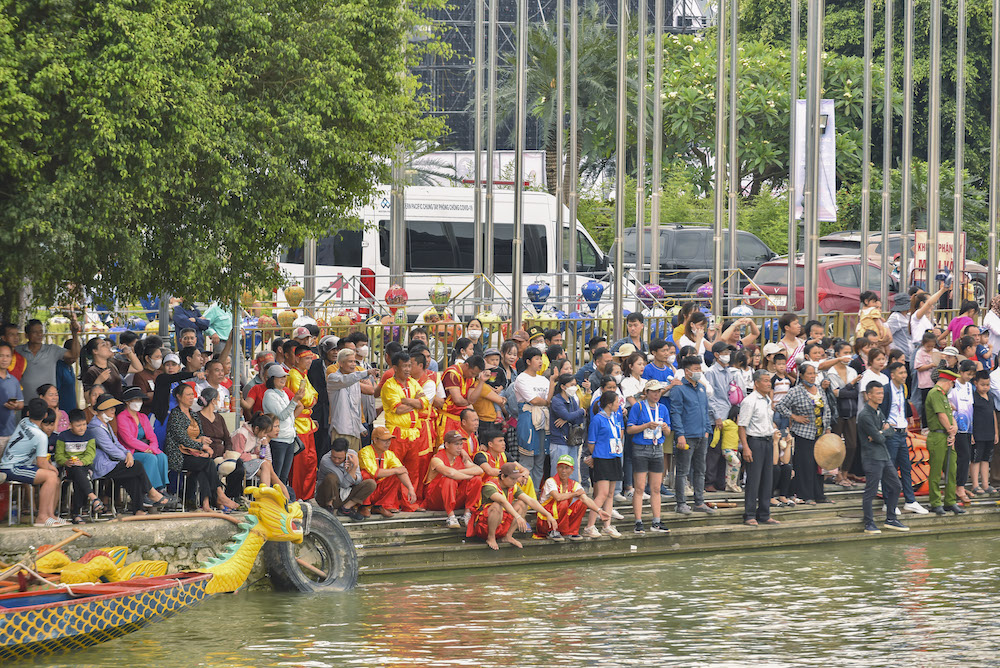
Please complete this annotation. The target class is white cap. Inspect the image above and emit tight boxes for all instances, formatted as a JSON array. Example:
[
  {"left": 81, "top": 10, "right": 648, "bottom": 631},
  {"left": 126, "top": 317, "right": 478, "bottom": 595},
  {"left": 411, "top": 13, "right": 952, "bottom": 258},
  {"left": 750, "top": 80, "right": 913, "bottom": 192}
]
[{"left": 163, "top": 353, "right": 181, "bottom": 365}]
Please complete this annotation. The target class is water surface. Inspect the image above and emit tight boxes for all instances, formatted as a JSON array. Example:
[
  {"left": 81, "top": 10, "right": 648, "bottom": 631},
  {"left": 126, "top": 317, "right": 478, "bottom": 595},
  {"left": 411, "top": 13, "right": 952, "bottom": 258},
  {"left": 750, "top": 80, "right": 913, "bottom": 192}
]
[{"left": 37, "top": 535, "right": 1000, "bottom": 667}]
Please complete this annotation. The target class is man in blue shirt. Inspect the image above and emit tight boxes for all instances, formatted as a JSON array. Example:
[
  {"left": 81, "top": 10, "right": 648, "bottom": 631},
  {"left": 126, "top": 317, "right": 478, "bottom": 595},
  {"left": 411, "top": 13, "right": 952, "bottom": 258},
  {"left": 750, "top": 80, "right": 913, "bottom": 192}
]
[
  {"left": 0, "top": 398, "right": 64, "bottom": 526},
  {"left": 575, "top": 336, "right": 607, "bottom": 385},
  {"left": 642, "top": 338, "right": 679, "bottom": 498},
  {"left": 610, "top": 312, "right": 649, "bottom": 355},
  {"left": 669, "top": 355, "right": 715, "bottom": 515}
]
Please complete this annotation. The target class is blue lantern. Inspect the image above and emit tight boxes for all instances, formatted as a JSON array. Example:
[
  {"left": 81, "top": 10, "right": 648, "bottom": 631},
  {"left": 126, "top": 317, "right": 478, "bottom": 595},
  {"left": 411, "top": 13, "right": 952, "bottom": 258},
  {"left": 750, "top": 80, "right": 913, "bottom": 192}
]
[
  {"left": 526, "top": 280, "right": 551, "bottom": 312},
  {"left": 552, "top": 310, "right": 568, "bottom": 333},
  {"left": 581, "top": 279, "right": 604, "bottom": 312}
]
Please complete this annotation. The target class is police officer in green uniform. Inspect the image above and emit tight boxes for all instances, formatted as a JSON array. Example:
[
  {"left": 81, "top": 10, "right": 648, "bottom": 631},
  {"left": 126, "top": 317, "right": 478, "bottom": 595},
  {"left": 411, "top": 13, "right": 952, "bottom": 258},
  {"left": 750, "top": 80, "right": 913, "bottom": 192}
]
[{"left": 925, "top": 368, "right": 965, "bottom": 515}]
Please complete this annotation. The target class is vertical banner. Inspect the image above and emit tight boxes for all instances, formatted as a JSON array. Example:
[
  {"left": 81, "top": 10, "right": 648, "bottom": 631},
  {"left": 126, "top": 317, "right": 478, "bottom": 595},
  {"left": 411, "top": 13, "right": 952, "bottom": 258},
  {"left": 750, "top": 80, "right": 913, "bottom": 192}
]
[{"left": 793, "top": 99, "right": 838, "bottom": 222}]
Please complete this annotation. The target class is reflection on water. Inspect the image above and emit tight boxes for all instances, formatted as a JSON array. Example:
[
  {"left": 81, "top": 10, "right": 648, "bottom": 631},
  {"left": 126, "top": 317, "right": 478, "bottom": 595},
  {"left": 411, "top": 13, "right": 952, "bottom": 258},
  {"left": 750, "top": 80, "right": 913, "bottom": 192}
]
[{"left": 33, "top": 535, "right": 1000, "bottom": 667}]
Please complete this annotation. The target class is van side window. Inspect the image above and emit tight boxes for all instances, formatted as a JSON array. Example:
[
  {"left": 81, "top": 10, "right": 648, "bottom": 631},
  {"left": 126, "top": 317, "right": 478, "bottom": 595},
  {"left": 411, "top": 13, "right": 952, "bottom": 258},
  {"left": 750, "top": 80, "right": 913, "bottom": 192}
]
[
  {"left": 282, "top": 229, "right": 363, "bottom": 267},
  {"left": 377, "top": 220, "right": 547, "bottom": 273}
]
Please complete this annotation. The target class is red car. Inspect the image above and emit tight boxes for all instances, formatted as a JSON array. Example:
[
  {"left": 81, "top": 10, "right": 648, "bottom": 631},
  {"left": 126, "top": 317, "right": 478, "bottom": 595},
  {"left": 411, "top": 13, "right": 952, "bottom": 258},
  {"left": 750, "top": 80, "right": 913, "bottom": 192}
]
[{"left": 743, "top": 256, "right": 898, "bottom": 313}]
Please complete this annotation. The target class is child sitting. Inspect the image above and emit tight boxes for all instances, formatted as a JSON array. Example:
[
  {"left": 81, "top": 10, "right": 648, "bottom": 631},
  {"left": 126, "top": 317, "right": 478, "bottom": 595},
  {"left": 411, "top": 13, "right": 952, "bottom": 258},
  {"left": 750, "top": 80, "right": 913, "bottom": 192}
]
[
  {"left": 54, "top": 409, "right": 104, "bottom": 523},
  {"left": 856, "top": 291, "right": 890, "bottom": 345},
  {"left": 0, "top": 399, "right": 65, "bottom": 527}
]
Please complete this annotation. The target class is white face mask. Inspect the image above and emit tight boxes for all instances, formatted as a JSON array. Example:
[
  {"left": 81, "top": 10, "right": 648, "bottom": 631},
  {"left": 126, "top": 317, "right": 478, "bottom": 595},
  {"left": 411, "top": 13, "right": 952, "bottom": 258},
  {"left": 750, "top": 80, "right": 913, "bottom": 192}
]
[
  {"left": 532, "top": 343, "right": 544, "bottom": 352},
  {"left": 467, "top": 329, "right": 482, "bottom": 341},
  {"left": 99, "top": 412, "right": 114, "bottom": 423},
  {"left": 613, "top": 374, "right": 624, "bottom": 383},
  {"left": 356, "top": 345, "right": 369, "bottom": 358},
  {"left": 128, "top": 401, "right": 143, "bottom": 412},
  {"left": 667, "top": 355, "right": 676, "bottom": 365},
  {"left": 151, "top": 358, "right": 162, "bottom": 370},
  {"left": 718, "top": 355, "right": 731, "bottom": 365}
]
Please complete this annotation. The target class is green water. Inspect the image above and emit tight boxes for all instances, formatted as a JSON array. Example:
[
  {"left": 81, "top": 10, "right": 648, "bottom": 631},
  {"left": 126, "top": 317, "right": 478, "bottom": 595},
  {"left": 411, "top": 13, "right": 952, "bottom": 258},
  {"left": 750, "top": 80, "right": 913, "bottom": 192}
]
[{"left": 33, "top": 535, "right": 1000, "bottom": 667}]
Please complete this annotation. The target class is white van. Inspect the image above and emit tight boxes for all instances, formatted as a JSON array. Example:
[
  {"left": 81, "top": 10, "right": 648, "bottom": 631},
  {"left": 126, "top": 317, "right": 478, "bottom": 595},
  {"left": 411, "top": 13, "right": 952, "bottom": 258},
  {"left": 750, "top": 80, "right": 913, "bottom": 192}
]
[{"left": 279, "top": 185, "right": 610, "bottom": 315}]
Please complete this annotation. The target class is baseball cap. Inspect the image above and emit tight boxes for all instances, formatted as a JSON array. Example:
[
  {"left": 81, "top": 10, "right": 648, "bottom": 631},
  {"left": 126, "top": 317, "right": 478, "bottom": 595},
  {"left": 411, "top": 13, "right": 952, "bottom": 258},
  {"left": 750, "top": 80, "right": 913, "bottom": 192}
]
[
  {"left": 943, "top": 346, "right": 960, "bottom": 356},
  {"left": 614, "top": 343, "right": 637, "bottom": 358},
  {"left": 643, "top": 380, "right": 667, "bottom": 393},
  {"left": 762, "top": 342, "right": 782, "bottom": 357},
  {"left": 483, "top": 347, "right": 501, "bottom": 358},
  {"left": 372, "top": 426, "right": 393, "bottom": 441},
  {"left": 443, "top": 429, "right": 464, "bottom": 443},
  {"left": 499, "top": 462, "right": 520, "bottom": 478},
  {"left": 266, "top": 365, "right": 289, "bottom": 378},
  {"left": 556, "top": 454, "right": 575, "bottom": 467},
  {"left": 292, "top": 326, "right": 311, "bottom": 340},
  {"left": 711, "top": 341, "right": 736, "bottom": 354},
  {"left": 511, "top": 331, "right": 529, "bottom": 343},
  {"left": 163, "top": 353, "right": 181, "bottom": 365}
]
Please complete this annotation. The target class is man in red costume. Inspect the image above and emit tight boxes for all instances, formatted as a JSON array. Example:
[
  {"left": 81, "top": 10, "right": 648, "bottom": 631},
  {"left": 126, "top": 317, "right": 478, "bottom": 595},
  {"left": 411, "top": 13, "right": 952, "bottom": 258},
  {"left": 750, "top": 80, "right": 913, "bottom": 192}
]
[
  {"left": 466, "top": 428, "right": 535, "bottom": 524},
  {"left": 410, "top": 350, "right": 438, "bottom": 501},
  {"left": 359, "top": 426, "right": 418, "bottom": 517},
  {"left": 438, "top": 356, "right": 489, "bottom": 442},
  {"left": 380, "top": 351, "right": 428, "bottom": 511},
  {"left": 533, "top": 455, "right": 609, "bottom": 541},
  {"left": 423, "top": 430, "right": 483, "bottom": 528},
  {"left": 457, "top": 408, "right": 480, "bottom": 459},
  {"left": 467, "top": 462, "right": 558, "bottom": 550}
]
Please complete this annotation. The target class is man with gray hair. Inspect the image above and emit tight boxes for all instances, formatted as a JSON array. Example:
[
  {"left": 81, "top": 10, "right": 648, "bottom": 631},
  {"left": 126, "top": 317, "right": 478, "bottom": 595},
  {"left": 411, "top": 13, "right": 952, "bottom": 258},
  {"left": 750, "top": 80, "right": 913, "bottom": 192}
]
[
  {"left": 327, "top": 348, "right": 379, "bottom": 451},
  {"left": 737, "top": 369, "right": 780, "bottom": 526}
]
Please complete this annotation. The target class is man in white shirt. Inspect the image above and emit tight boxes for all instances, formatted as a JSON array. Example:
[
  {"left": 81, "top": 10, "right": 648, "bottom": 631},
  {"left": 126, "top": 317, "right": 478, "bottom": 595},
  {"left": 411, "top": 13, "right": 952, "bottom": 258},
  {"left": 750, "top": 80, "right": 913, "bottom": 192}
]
[
  {"left": 195, "top": 358, "right": 230, "bottom": 411},
  {"left": 738, "top": 370, "right": 780, "bottom": 526},
  {"left": 880, "top": 362, "right": 927, "bottom": 514}
]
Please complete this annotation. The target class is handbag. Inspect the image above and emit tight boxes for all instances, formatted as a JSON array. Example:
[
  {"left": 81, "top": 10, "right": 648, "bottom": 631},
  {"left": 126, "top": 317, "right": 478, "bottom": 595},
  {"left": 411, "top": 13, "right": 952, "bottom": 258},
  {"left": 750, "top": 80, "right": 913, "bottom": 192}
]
[
  {"left": 567, "top": 423, "right": 586, "bottom": 448},
  {"left": 292, "top": 436, "right": 305, "bottom": 455}
]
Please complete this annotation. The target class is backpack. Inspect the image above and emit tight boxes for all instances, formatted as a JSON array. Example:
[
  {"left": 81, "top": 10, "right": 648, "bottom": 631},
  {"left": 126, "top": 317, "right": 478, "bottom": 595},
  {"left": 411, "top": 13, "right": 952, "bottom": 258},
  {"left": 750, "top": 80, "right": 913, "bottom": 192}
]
[{"left": 727, "top": 377, "right": 744, "bottom": 406}]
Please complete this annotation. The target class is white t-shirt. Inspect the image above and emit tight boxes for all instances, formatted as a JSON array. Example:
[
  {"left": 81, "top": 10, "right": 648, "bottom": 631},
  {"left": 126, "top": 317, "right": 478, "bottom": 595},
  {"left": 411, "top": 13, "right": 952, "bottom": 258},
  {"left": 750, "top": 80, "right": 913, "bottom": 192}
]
[
  {"left": 540, "top": 476, "right": 580, "bottom": 505},
  {"left": 909, "top": 314, "right": 935, "bottom": 356},
  {"left": 983, "top": 311, "right": 1000, "bottom": 358},
  {"left": 677, "top": 335, "right": 707, "bottom": 357},
  {"left": 857, "top": 370, "right": 888, "bottom": 414},
  {"left": 195, "top": 380, "right": 230, "bottom": 412},
  {"left": 620, "top": 376, "right": 644, "bottom": 403},
  {"left": 514, "top": 372, "right": 550, "bottom": 405}
]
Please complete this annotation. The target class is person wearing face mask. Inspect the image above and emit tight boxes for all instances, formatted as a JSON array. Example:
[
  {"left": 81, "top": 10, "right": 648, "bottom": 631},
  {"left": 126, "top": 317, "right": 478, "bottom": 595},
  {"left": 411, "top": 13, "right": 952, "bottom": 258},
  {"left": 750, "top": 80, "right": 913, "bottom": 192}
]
[
  {"left": 669, "top": 355, "right": 714, "bottom": 515},
  {"left": 677, "top": 312, "right": 709, "bottom": 357},
  {"left": 465, "top": 318, "right": 486, "bottom": 356},
  {"left": 116, "top": 386, "right": 173, "bottom": 499},
  {"left": 774, "top": 362, "right": 832, "bottom": 504},
  {"left": 703, "top": 341, "right": 739, "bottom": 493},
  {"left": 451, "top": 337, "right": 475, "bottom": 366},
  {"left": 90, "top": 394, "right": 173, "bottom": 514},
  {"left": 133, "top": 342, "right": 164, "bottom": 412},
  {"left": 517, "top": 327, "right": 550, "bottom": 375}
]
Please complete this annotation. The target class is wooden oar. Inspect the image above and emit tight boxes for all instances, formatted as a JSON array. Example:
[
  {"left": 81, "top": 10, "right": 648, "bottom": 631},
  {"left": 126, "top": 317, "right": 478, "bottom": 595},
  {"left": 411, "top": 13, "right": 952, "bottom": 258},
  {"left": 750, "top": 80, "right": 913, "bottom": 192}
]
[{"left": 0, "top": 528, "right": 91, "bottom": 582}]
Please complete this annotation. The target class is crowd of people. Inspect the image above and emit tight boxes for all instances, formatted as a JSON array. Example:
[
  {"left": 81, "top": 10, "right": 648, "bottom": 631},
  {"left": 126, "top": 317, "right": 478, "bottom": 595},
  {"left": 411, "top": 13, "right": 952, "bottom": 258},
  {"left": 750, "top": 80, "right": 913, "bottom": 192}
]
[{"left": 0, "top": 282, "right": 996, "bottom": 542}]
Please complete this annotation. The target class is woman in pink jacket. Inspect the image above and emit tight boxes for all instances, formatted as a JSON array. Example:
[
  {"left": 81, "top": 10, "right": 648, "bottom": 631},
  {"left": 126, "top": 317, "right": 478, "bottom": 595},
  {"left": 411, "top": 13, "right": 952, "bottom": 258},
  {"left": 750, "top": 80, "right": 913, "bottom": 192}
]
[
  {"left": 117, "top": 386, "right": 173, "bottom": 498},
  {"left": 231, "top": 412, "right": 289, "bottom": 499}
]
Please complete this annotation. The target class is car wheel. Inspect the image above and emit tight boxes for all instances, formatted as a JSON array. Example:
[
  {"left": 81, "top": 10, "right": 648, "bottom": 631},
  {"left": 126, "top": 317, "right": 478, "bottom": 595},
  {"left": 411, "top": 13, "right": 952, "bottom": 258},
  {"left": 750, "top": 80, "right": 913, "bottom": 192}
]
[{"left": 973, "top": 280, "right": 987, "bottom": 308}]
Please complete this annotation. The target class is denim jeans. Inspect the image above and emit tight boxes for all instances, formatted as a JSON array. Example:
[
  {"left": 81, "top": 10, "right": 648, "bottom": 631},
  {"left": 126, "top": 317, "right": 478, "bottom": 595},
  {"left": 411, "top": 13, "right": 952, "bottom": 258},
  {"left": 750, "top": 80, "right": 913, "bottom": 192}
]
[
  {"left": 270, "top": 439, "right": 296, "bottom": 488},
  {"left": 884, "top": 428, "right": 915, "bottom": 503},
  {"left": 675, "top": 436, "right": 708, "bottom": 507},
  {"left": 549, "top": 442, "right": 581, "bottom": 482}
]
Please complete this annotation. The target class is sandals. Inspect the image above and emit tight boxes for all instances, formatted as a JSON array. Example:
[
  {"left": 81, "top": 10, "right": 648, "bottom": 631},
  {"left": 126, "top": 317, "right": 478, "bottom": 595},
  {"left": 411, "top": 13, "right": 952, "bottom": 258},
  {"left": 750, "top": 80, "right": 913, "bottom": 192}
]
[
  {"left": 72, "top": 515, "right": 86, "bottom": 525},
  {"left": 33, "top": 517, "right": 69, "bottom": 528},
  {"left": 90, "top": 498, "right": 106, "bottom": 515}
]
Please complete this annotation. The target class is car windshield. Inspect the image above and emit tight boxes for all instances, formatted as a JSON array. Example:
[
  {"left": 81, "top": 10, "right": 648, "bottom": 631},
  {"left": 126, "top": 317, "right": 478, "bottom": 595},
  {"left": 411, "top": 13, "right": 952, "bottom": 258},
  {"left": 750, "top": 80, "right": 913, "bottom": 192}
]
[{"left": 752, "top": 264, "right": 805, "bottom": 287}]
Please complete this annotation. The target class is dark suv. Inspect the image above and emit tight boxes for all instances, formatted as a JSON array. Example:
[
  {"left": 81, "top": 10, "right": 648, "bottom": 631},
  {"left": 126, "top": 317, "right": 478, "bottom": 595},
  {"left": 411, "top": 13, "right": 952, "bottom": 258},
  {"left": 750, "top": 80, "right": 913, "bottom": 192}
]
[{"left": 615, "top": 225, "right": 778, "bottom": 293}]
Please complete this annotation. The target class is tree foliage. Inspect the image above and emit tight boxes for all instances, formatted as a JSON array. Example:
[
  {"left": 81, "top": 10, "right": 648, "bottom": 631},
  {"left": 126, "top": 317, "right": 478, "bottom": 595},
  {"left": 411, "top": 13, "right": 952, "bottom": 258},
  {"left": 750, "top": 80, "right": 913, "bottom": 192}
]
[{"left": 0, "top": 0, "right": 445, "bottom": 316}]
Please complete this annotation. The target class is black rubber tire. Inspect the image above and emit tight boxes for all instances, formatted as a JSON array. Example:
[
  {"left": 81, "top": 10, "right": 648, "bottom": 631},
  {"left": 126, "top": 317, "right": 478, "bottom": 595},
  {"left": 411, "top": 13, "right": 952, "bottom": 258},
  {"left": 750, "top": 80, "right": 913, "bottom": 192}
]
[{"left": 262, "top": 504, "right": 358, "bottom": 592}]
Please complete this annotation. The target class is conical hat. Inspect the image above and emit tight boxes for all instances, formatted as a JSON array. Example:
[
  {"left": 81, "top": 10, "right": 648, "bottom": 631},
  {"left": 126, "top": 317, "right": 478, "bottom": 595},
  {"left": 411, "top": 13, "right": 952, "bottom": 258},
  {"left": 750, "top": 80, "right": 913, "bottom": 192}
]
[{"left": 815, "top": 432, "right": 846, "bottom": 470}]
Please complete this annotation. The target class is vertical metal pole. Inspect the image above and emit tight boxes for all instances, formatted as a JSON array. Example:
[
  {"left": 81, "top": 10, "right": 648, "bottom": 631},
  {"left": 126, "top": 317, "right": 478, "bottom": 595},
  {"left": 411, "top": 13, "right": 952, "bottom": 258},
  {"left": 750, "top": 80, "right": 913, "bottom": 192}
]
[
  {"left": 512, "top": 0, "right": 528, "bottom": 332},
  {"left": 390, "top": 153, "right": 406, "bottom": 287},
  {"left": 953, "top": 0, "right": 966, "bottom": 307},
  {"left": 787, "top": 0, "right": 799, "bottom": 297},
  {"left": 303, "top": 238, "right": 317, "bottom": 314},
  {"left": 650, "top": 0, "right": 664, "bottom": 286},
  {"left": 990, "top": 0, "right": 1000, "bottom": 306},
  {"left": 158, "top": 293, "right": 169, "bottom": 340},
  {"left": 232, "top": 296, "right": 242, "bottom": 427},
  {"left": 900, "top": 0, "right": 915, "bottom": 294},
  {"left": 927, "top": 0, "right": 942, "bottom": 290},
  {"left": 880, "top": 0, "right": 893, "bottom": 302},
  {"left": 613, "top": 0, "right": 628, "bottom": 340},
  {"left": 474, "top": 0, "right": 485, "bottom": 299},
  {"left": 555, "top": 0, "right": 566, "bottom": 298},
  {"left": 635, "top": 0, "right": 648, "bottom": 287},
  {"left": 485, "top": 0, "right": 498, "bottom": 297},
  {"left": 568, "top": 0, "right": 580, "bottom": 302},
  {"left": 803, "top": 0, "right": 824, "bottom": 320},
  {"left": 726, "top": 0, "right": 738, "bottom": 302},
  {"left": 711, "top": 0, "right": 727, "bottom": 317},
  {"left": 859, "top": 0, "right": 872, "bottom": 292}
]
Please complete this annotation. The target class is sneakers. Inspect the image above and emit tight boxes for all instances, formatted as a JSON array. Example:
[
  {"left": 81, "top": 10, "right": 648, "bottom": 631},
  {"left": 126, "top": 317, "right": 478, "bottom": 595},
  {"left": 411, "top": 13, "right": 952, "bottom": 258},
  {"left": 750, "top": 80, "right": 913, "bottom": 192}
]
[
  {"left": 675, "top": 503, "right": 693, "bottom": 515},
  {"left": 943, "top": 504, "right": 967, "bottom": 515},
  {"left": 903, "top": 501, "right": 929, "bottom": 515},
  {"left": 445, "top": 514, "right": 461, "bottom": 529},
  {"left": 864, "top": 522, "right": 881, "bottom": 535},
  {"left": 613, "top": 493, "right": 629, "bottom": 504},
  {"left": 624, "top": 489, "right": 635, "bottom": 501},
  {"left": 660, "top": 486, "right": 675, "bottom": 498},
  {"left": 338, "top": 507, "right": 366, "bottom": 522},
  {"left": 692, "top": 503, "right": 717, "bottom": 514},
  {"left": 462, "top": 510, "right": 472, "bottom": 526},
  {"left": 567, "top": 533, "right": 585, "bottom": 541},
  {"left": 650, "top": 520, "right": 670, "bottom": 533},
  {"left": 642, "top": 491, "right": 651, "bottom": 500},
  {"left": 610, "top": 509, "right": 624, "bottom": 520},
  {"left": 549, "top": 530, "right": 565, "bottom": 542},
  {"left": 931, "top": 506, "right": 947, "bottom": 516},
  {"left": 601, "top": 525, "right": 623, "bottom": 538},
  {"left": 582, "top": 525, "right": 602, "bottom": 539},
  {"left": 634, "top": 520, "right": 646, "bottom": 535},
  {"left": 884, "top": 518, "right": 910, "bottom": 532}
]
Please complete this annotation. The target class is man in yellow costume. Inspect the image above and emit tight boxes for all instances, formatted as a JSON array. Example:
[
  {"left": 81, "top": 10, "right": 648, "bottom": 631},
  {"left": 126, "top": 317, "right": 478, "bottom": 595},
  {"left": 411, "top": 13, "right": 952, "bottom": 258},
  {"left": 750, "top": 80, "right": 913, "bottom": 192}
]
[
  {"left": 287, "top": 345, "right": 318, "bottom": 500},
  {"left": 381, "top": 351, "right": 429, "bottom": 511}
]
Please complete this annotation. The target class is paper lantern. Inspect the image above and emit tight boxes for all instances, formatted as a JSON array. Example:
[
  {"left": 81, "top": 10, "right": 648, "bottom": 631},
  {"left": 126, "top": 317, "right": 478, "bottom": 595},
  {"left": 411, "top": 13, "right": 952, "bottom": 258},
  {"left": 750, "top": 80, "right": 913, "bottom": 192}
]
[
  {"left": 526, "top": 280, "right": 551, "bottom": 312},
  {"left": 285, "top": 285, "right": 305, "bottom": 308},
  {"left": 581, "top": 279, "right": 605, "bottom": 312},
  {"left": 385, "top": 284, "right": 409, "bottom": 316},
  {"left": 428, "top": 279, "right": 452, "bottom": 315}
]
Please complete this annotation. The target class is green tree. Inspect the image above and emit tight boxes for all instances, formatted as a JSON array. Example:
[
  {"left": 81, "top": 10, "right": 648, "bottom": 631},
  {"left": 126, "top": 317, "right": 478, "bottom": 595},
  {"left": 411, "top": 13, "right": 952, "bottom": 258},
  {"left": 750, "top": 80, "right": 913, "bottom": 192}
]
[{"left": 0, "top": 0, "right": 445, "bottom": 318}]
